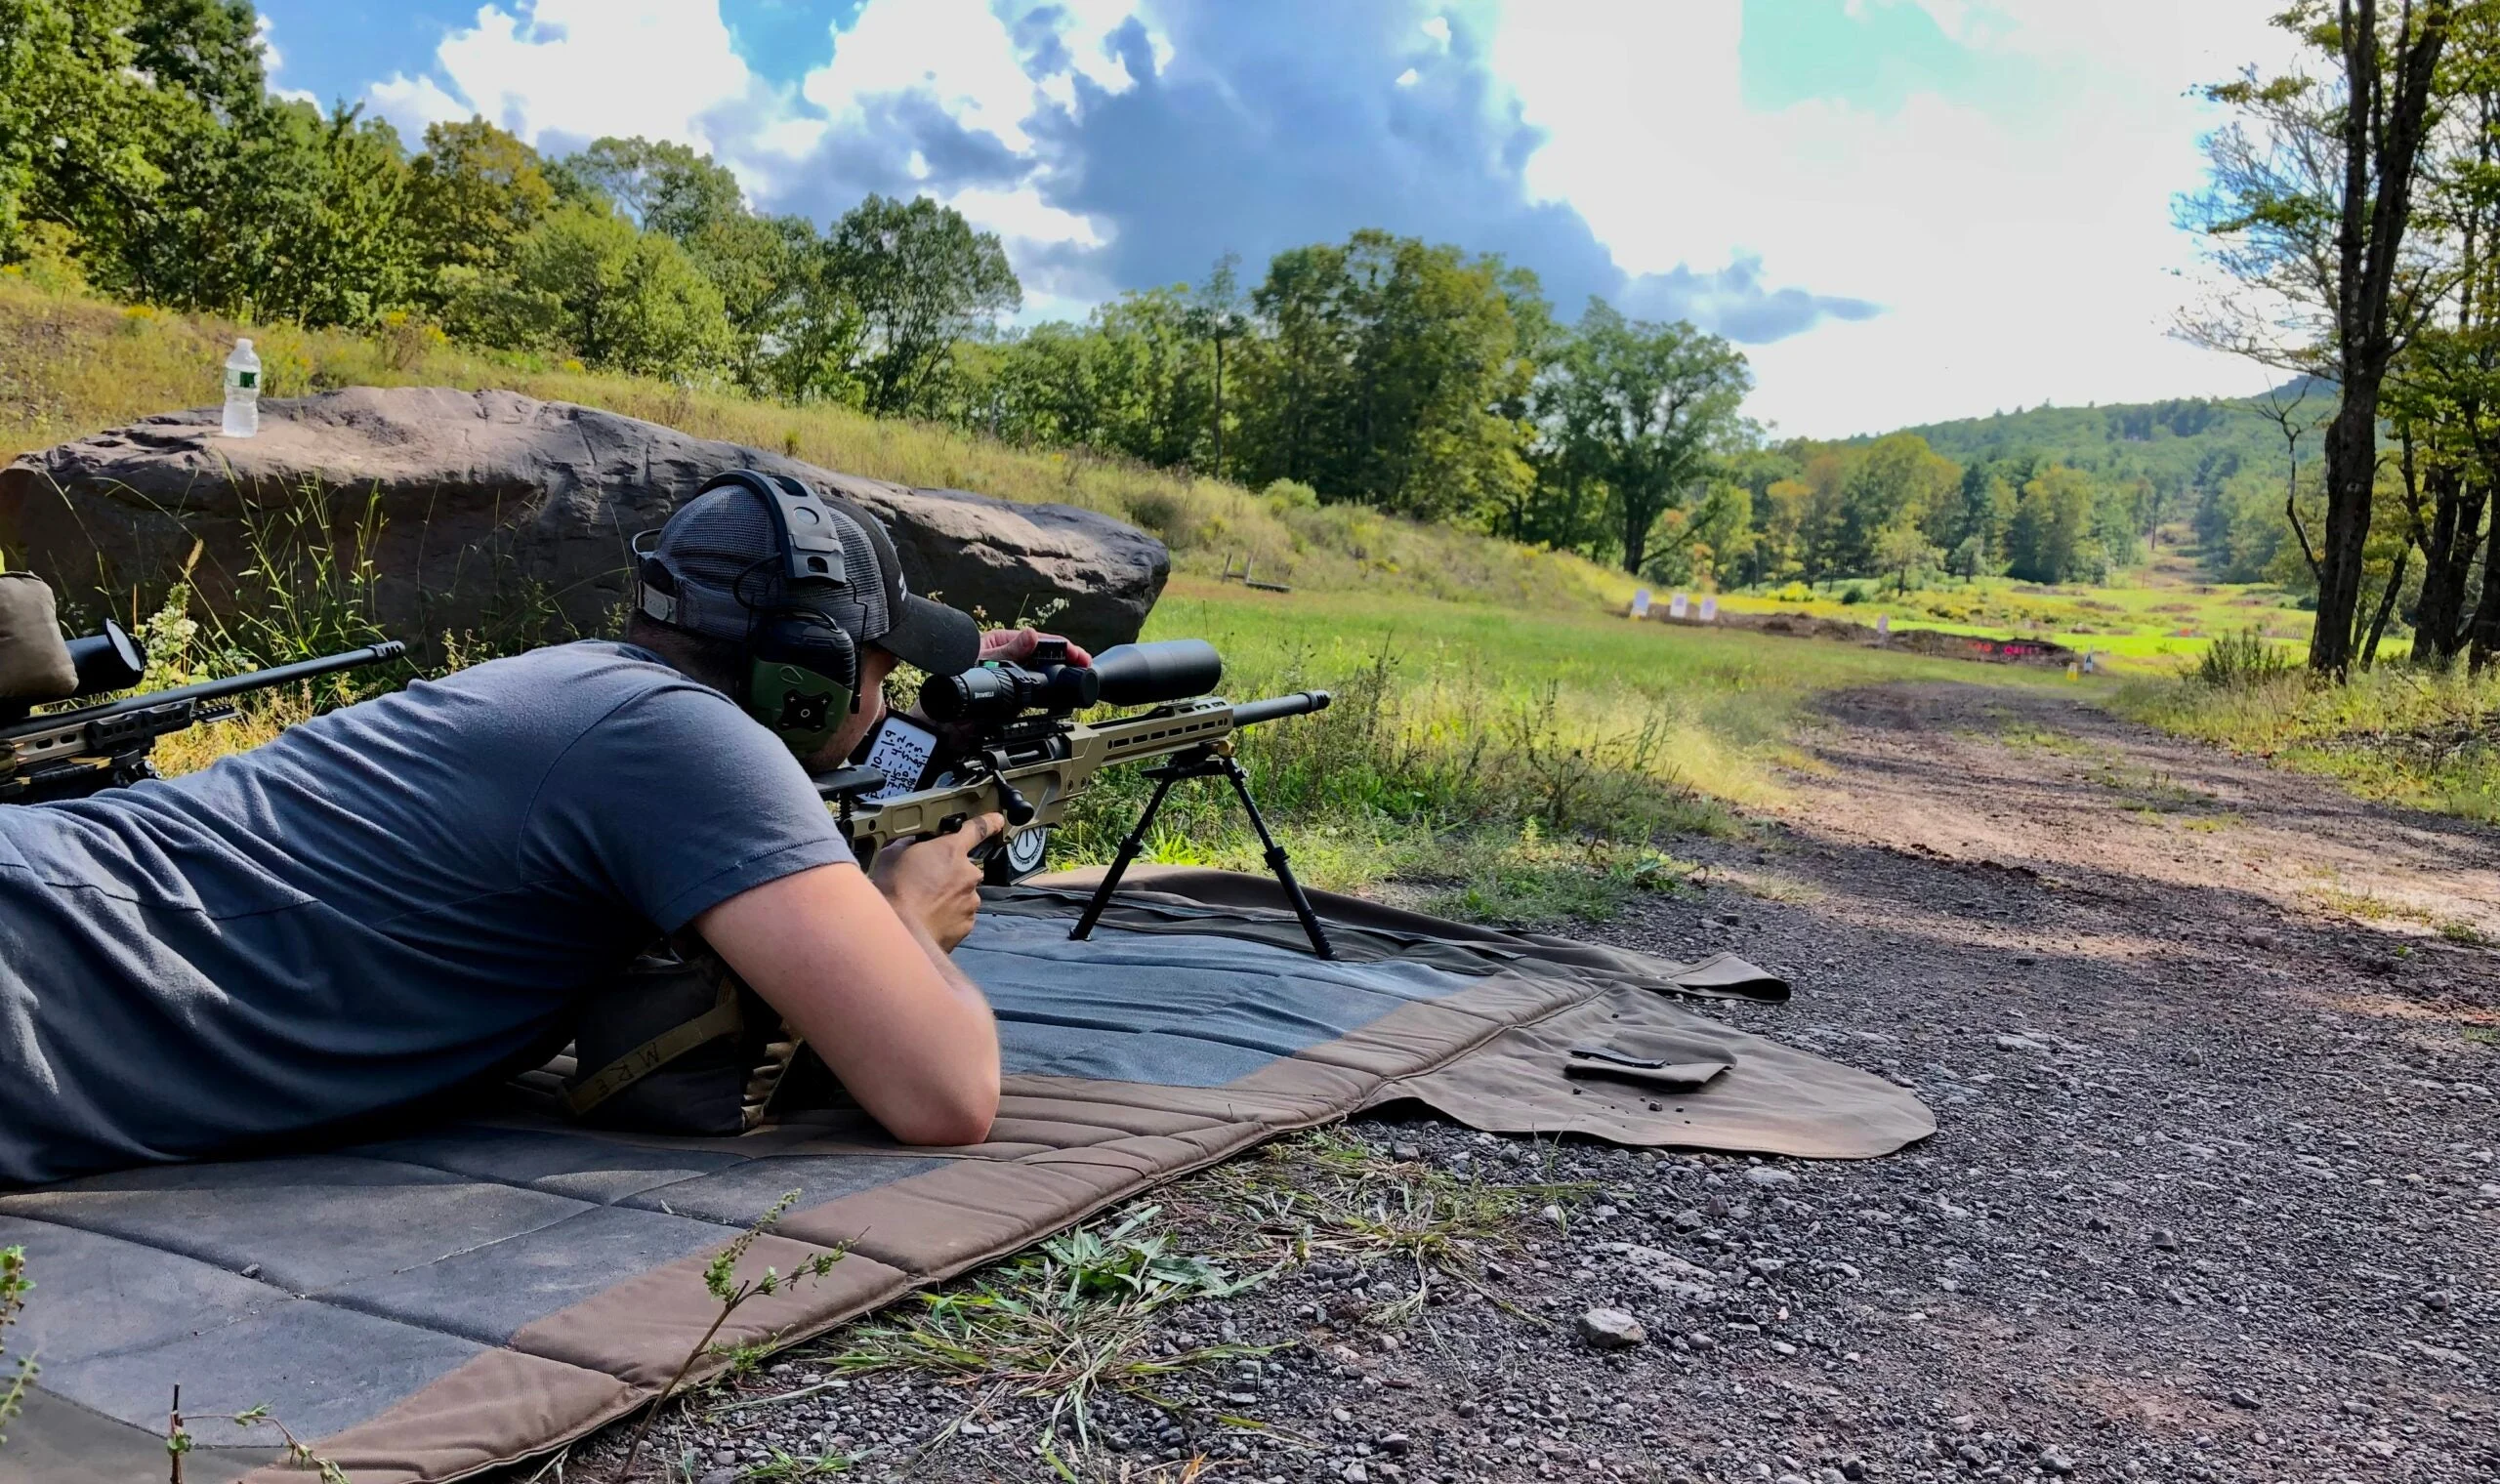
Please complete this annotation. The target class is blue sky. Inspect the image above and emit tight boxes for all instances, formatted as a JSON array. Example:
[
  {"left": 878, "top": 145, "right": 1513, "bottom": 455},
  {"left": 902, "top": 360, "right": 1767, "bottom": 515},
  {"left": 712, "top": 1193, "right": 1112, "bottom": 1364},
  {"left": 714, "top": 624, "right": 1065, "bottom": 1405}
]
[{"left": 255, "top": 0, "right": 2290, "bottom": 436}]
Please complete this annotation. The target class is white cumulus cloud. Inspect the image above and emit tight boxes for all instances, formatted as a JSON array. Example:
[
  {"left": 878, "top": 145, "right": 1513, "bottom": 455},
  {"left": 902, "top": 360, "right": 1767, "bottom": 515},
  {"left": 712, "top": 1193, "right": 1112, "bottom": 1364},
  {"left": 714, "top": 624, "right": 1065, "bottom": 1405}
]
[
  {"left": 367, "top": 0, "right": 760, "bottom": 155},
  {"left": 1493, "top": 0, "right": 2299, "bottom": 433},
  {"left": 354, "top": 0, "right": 2310, "bottom": 433}
]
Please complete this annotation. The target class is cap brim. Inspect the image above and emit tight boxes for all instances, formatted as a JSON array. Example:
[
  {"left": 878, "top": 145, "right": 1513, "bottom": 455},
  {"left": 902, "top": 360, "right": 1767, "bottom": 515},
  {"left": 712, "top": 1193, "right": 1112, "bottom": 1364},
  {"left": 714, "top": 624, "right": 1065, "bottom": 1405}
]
[{"left": 877, "top": 594, "right": 982, "bottom": 677}]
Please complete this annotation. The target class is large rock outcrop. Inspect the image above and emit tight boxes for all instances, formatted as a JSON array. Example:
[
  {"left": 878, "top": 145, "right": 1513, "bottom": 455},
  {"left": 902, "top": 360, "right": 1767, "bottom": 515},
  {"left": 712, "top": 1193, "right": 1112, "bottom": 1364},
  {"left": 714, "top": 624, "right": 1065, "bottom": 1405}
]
[{"left": 0, "top": 387, "right": 1169, "bottom": 654}]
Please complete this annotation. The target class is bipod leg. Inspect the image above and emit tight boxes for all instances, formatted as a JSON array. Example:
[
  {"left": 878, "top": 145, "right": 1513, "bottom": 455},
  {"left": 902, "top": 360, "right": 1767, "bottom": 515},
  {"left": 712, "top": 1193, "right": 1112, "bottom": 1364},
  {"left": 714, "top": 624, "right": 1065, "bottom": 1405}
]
[
  {"left": 1218, "top": 754, "right": 1334, "bottom": 959},
  {"left": 1069, "top": 765, "right": 1185, "bottom": 941}
]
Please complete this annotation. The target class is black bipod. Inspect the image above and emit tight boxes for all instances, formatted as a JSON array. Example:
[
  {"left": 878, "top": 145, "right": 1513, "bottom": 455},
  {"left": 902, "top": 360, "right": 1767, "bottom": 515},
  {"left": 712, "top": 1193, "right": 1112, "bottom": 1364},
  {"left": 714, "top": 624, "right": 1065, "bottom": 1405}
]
[{"left": 1068, "top": 743, "right": 1335, "bottom": 958}]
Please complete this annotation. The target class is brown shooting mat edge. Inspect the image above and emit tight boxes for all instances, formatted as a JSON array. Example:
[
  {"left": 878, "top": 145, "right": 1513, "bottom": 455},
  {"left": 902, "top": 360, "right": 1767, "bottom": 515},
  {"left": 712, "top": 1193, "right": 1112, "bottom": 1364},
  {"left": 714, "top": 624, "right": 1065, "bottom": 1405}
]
[
  {"left": 4, "top": 869, "right": 1924, "bottom": 1484},
  {"left": 281, "top": 981, "right": 1557, "bottom": 1483}
]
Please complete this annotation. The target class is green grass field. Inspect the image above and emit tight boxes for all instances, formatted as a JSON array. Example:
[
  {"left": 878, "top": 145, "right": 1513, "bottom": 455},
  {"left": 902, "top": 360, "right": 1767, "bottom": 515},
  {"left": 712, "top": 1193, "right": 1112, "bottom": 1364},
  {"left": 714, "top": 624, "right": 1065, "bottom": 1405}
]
[
  {"left": 2111, "top": 666, "right": 2500, "bottom": 823},
  {"left": 1068, "top": 575, "right": 2077, "bottom": 915},
  {"left": 1715, "top": 540, "right": 2313, "bottom": 671}
]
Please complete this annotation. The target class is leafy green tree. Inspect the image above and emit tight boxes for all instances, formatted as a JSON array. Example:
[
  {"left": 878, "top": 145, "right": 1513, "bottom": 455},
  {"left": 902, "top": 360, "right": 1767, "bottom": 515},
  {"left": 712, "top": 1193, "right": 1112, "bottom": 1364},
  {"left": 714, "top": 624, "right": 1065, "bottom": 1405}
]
[
  {"left": 1644, "top": 478, "right": 1757, "bottom": 586},
  {"left": 684, "top": 209, "right": 815, "bottom": 391},
  {"left": 0, "top": 0, "right": 176, "bottom": 268},
  {"left": 2, "top": 1, "right": 426, "bottom": 326},
  {"left": 407, "top": 118, "right": 554, "bottom": 291},
  {"left": 1569, "top": 301, "right": 1751, "bottom": 574},
  {"left": 2006, "top": 464, "right": 2104, "bottom": 583},
  {"left": 1873, "top": 520, "right": 1942, "bottom": 591},
  {"left": 124, "top": 98, "right": 420, "bottom": 326},
  {"left": 1236, "top": 229, "right": 1540, "bottom": 523},
  {"left": 559, "top": 136, "right": 745, "bottom": 241},
  {"left": 453, "top": 203, "right": 730, "bottom": 375},
  {"left": 1088, "top": 284, "right": 1218, "bottom": 468},
  {"left": 1942, "top": 464, "right": 2016, "bottom": 574},
  {"left": 820, "top": 193, "right": 1019, "bottom": 416},
  {"left": 1174, "top": 253, "right": 1251, "bottom": 477},
  {"left": 2187, "top": 0, "right": 2455, "bottom": 676},
  {"left": 1830, "top": 433, "right": 1957, "bottom": 575},
  {"left": 554, "top": 137, "right": 821, "bottom": 391},
  {"left": 125, "top": 0, "right": 264, "bottom": 108},
  {"left": 1521, "top": 321, "right": 1621, "bottom": 555},
  {"left": 763, "top": 235, "right": 868, "bottom": 404}
]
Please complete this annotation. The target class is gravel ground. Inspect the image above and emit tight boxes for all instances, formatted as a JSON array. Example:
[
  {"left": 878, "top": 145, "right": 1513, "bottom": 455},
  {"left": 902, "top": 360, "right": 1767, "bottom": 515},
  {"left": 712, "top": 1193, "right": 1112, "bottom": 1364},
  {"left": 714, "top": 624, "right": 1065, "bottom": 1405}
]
[{"left": 560, "top": 681, "right": 2497, "bottom": 1484}]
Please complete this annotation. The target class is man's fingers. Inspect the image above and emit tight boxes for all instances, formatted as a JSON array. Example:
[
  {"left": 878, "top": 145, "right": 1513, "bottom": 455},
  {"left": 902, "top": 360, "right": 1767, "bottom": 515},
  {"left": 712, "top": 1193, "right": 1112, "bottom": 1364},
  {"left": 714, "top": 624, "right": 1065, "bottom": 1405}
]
[
  {"left": 947, "top": 812, "right": 1008, "bottom": 854},
  {"left": 976, "top": 629, "right": 1092, "bottom": 668}
]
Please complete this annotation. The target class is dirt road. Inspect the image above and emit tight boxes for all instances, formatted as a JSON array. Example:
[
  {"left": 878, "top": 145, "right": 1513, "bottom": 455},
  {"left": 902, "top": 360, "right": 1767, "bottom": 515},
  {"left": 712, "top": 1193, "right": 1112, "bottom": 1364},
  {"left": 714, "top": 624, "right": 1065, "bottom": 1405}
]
[{"left": 614, "top": 682, "right": 2498, "bottom": 1484}]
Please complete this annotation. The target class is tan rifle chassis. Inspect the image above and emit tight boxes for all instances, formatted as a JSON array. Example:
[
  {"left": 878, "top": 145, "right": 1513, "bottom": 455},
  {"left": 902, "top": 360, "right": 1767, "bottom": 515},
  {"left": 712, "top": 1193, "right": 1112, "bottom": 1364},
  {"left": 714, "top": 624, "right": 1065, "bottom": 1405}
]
[{"left": 821, "top": 690, "right": 1330, "bottom": 857}]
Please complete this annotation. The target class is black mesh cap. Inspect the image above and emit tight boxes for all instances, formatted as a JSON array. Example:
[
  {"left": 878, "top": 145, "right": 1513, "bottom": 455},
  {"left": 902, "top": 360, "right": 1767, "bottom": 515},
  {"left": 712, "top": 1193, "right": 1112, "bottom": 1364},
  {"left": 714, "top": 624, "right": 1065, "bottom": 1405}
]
[{"left": 636, "top": 474, "right": 980, "bottom": 676}]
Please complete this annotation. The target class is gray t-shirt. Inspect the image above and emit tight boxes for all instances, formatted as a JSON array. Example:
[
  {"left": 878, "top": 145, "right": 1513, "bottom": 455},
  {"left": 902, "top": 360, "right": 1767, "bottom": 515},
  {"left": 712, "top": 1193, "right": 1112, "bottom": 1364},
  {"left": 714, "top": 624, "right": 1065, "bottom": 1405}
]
[{"left": 0, "top": 640, "right": 854, "bottom": 1186}]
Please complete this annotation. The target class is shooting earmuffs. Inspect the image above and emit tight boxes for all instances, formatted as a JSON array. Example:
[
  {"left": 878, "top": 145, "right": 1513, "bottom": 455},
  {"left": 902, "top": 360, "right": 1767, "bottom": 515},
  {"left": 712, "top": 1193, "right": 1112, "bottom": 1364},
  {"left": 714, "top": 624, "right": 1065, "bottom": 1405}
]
[{"left": 634, "top": 469, "right": 863, "bottom": 760}]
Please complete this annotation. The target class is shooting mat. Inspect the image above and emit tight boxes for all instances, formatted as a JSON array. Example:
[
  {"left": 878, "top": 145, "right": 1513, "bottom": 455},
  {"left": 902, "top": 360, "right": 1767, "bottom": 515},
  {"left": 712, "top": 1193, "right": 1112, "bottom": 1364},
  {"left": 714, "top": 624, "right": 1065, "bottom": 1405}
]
[{"left": 0, "top": 869, "right": 1931, "bottom": 1484}]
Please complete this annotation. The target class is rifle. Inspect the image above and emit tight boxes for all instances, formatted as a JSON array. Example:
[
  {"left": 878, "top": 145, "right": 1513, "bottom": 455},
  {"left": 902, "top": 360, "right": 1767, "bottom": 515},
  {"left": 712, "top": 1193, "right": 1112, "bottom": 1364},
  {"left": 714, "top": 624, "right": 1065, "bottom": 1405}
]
[
  {"left": 0, "top": 620, "right": 406, "bottom": 805},
  {"left": 813, "top": 638, "right": 1340, "bottom": 957}
]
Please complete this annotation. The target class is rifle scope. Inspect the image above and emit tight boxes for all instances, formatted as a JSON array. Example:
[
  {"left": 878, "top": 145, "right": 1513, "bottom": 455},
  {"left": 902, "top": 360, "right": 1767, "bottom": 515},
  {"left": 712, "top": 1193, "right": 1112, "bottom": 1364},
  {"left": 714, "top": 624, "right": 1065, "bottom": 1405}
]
[{"left": 919, "top": 639, "right": 1225, "bottom": 725}]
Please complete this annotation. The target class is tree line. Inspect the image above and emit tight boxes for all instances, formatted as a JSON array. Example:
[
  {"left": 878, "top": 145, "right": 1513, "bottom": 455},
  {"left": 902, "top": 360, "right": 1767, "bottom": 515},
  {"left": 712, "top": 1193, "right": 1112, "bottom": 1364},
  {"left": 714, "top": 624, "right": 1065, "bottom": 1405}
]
[
  {"left": 0, "top": 3, "right": 1774, "bottom": 569},
  {"left": 2188, "top": 0, "right": 2500, "bottom": 675},
  {"left": 0, "top": 0, "right": 1022, "bottom": 411},
  {"left": 0, "top": 0, "right": 2174, "bottom": 594}
]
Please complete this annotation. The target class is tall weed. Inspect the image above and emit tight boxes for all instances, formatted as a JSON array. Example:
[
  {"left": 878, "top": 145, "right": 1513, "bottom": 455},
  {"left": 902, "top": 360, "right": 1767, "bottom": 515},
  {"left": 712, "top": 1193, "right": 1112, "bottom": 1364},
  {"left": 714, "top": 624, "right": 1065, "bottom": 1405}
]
[
  {"left": 2115, "top": 664, "right": 2500, "bottom": 821},
  {"left": 2196, "top": 627, "right": 2295, "bottom": 688}
]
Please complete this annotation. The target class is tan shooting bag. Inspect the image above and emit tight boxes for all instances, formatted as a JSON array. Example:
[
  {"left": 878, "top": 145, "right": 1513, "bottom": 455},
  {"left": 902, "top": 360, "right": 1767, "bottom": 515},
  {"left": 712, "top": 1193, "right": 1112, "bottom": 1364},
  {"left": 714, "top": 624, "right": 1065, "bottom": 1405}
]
[{"left": 0, "top": 572, "right": 77, "bottom": 704}]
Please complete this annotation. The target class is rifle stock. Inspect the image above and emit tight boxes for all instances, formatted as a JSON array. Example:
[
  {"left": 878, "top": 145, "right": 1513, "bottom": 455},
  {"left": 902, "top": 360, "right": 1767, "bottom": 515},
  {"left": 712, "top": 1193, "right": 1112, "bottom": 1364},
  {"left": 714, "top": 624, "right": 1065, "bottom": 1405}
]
[
  {"left": 819, "top": 689, "right": 1332, "bottom": 859},
  {"left": 0, "top": 641, "right": 407, "bottom": 804}
]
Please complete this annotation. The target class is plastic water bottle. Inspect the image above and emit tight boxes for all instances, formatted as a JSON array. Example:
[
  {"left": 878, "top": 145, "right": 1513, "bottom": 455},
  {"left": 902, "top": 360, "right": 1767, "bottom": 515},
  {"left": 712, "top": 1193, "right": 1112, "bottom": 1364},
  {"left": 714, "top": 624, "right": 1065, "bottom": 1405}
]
[{"left": 221, "top": 338, "right": 261, "bottom": 437}]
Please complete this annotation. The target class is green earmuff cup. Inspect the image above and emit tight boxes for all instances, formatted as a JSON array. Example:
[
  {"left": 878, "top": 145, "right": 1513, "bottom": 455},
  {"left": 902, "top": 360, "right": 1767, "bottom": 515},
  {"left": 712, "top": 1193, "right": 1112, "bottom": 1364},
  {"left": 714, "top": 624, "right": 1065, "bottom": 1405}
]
[{"left": 748, "top": 658, "right": 854, "bottom": 757}]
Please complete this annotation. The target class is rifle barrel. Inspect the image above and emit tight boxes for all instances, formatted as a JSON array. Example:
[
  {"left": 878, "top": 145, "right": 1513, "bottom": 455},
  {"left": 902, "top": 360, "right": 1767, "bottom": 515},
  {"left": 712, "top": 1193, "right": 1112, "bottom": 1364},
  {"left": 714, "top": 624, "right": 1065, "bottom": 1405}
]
[
  {"left": 1229, "top": 689, "right": 1332, "bottom": 727},
  {"left": 0, "top": 641, "right": 408, "bottom": 743}
]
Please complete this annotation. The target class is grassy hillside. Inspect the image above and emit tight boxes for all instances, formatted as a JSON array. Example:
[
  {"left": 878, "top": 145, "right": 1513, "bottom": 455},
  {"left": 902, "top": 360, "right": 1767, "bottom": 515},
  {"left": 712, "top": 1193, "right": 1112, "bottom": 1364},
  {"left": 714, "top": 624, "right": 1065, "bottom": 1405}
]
[
  {"left": 0, "top": 278, "right": 1632, "bottom": 613},
  {"left": 1867, "top": 384, "right": 2299, "bottom": 512},
  {"left": 4, "top": 276, "right": 2064, "bottom": 919}
]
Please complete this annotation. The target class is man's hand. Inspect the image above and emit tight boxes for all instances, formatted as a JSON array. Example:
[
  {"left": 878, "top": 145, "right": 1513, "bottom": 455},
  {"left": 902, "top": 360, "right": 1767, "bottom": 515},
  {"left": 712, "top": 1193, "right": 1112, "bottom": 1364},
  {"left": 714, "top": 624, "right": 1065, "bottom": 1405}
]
[
  {"left": 869, "top": 811, "right": 1003, "bottom": 951},
  {"left": 979, "top": 629, "right": 1095, "bottom": 667},
  {"left": 694, "top": 859, "right": 999, "bottom": 1147}
]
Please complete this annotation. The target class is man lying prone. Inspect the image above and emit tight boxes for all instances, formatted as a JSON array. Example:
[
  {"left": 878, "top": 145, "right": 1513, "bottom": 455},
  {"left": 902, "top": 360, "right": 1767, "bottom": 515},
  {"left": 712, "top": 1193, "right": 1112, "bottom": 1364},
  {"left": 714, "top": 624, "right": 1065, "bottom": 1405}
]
[{"left": 0, "top": 472, "right": 1083, "bottom": 1186}]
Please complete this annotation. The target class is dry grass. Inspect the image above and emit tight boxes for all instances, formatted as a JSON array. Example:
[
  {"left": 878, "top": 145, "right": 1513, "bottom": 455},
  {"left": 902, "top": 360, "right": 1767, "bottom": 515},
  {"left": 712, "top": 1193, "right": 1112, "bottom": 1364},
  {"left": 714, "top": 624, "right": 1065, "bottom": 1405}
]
[
  {"left": 0, "top": 278, "right": 1632, "bottom": 613},
  {"left": 2111, "top": 665, "right": 2500, "bottom": 823}
]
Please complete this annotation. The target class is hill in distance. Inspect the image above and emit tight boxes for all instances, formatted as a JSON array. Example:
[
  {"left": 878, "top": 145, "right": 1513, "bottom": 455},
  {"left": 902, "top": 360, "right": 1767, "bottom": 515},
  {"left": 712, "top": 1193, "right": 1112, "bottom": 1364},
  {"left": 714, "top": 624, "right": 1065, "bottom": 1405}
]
[{"left": 1846, "top": 379, "right": 2325, "bottom": 511}]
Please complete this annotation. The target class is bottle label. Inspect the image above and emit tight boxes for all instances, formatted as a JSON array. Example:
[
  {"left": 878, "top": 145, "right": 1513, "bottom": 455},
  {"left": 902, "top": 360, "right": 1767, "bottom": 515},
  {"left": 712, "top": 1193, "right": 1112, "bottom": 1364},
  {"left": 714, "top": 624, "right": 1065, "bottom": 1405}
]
[{"left": 236, "top": 371, "right": 257, "bottom": 390}]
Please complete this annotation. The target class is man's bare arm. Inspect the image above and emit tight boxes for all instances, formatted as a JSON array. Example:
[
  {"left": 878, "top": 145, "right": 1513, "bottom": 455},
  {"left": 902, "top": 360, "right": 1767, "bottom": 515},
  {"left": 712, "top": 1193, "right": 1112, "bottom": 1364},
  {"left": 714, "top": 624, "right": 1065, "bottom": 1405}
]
[{"left": 692, "top": 821, "right": 1003, "bottom": 1145}]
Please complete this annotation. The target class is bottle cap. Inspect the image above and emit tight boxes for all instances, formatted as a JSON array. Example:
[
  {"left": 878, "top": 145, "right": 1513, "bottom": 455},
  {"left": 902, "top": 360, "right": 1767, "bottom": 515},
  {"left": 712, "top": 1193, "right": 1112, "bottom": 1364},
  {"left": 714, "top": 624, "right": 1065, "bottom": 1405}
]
[{"left": 234, "top": 338, "right": 254, "bottom": 351}]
